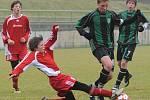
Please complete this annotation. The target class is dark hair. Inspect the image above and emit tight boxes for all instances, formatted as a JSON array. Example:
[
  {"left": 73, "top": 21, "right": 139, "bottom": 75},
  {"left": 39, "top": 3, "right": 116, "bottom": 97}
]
[
  {"left": 28, "top": 36, "right": 43, "bottom": 51},
  {"left": 126, "top": 0, "right": 137, "bottom": 6},
  {"left": 97, "top": 0, "right": 109, "bottom": 4},
  {"left": 11, "top": 0, "right": 22, "bottom": 11}
]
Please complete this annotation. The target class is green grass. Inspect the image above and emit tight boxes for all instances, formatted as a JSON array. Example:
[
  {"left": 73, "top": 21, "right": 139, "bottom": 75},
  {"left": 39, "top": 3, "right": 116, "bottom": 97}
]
[{"left": 0, "top": 46, "right": 150, "bottom": 100}]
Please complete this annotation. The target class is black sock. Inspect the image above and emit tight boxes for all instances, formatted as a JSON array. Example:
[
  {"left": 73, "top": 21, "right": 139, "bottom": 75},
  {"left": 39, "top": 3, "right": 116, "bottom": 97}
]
[
  {"left": 126, "top": 69, "right": 130, "bottom": 77},
  {"left": 65, "top": 91, "right": 76, "bottom": 100},
  {"left": 95, "top": 68, "right": 109, "bottom": 87},
  {"left": 115, "top": 68, "right": 127, "bottom": 87},
  {"left": 71, "top": 81, "right": 91, "bottom": 94}
]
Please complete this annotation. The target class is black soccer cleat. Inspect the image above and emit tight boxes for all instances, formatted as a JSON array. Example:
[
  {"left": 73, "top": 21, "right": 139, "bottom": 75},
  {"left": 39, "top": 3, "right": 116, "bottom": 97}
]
[
  {"left": 41, "top": 96, "right": 48, "bottom": 100},
  {"left": 124, "top": 73, "right": 132, "bottom": 87},
  {"left": 89, "top": 96, "right": 96, "bottom": 100},
  {"left": 97, "top": 95, "right": 104, "bottom": 100}
]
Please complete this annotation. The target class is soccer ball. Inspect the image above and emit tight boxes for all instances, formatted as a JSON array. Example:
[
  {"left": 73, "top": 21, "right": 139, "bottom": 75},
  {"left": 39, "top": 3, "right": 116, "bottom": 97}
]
[{"left": 116, "top": 93, "right": 130, "bottom": 100}]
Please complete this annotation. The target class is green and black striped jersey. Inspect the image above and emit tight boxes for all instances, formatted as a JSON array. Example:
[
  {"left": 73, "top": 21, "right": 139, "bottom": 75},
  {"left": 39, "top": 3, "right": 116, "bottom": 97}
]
[
  {"left": 76, "top": 9, "right": 118, "bottom": 50},
  {"left": 118, "top": 10, "right": 148, "bottom": 45}
]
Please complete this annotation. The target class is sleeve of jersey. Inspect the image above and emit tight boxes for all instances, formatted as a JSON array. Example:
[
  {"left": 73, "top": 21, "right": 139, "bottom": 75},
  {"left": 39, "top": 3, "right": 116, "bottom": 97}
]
[
  {"left": 75, "top": 13, "right": 92, "bottom": 40},
  {"left": 44, "top": 30, "right": 57, "bottom": 51},
  {"left": 1, "top": 19, "right": 9, "bottom": 44},
  {"left": 11, "top": 52, "right": 35, "bottom": 76},
  {"left": 112, "top": 11, "right": 121, "bottom": 26},
  {"left": 23, "top": 17, "right": 31, "bottom": 41},
  {"left": 140, "top": 13, "right": 149, "bottom": 23}
]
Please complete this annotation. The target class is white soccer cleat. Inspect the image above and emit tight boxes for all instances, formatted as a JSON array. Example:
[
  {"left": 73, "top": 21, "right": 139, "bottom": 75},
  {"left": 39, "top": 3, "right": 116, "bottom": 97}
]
[
  {"left": 13, "top": 90, "right": 21, "bottom": 93},
  {"left": 12, "top": 88, "right": 21, "bottom": 94},
  {"left": 41, "top": 96, "right": 49, "bottom": 100},
  {"left": 111, "top": 88, "right": 124, "bottom": 100}
]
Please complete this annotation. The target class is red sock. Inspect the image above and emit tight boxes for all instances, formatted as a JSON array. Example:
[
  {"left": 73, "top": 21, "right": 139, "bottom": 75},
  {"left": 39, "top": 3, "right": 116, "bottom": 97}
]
[
  {"left": 48, "top": 97, "right": 66, "bottom": 100},
  {"left": 90, "top": 87, "right": 112, "bottom": 97}
]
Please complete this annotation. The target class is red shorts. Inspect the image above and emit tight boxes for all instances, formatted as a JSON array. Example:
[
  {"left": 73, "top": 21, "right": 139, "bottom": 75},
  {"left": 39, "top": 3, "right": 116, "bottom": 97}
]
[
  {"left": 49, "top": 73, "right": 77, "bottom": 94},
  {"left": 6, "top": 52, "right": 27, "bottom": 61}
]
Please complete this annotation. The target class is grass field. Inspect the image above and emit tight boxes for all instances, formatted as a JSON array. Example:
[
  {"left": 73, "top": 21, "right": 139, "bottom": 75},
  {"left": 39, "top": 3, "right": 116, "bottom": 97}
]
[{"left": 0, "top": 46, "right": 150, "bottom": 100}]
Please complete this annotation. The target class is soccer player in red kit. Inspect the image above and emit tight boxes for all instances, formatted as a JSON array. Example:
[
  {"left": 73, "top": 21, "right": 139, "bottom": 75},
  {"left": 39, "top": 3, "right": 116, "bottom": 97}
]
[
  {"left": 9, "top": 24, "right": 123, "bottom": 100},
  {"left": 1, "top": 0, "right": 30, "bottom": 93}
]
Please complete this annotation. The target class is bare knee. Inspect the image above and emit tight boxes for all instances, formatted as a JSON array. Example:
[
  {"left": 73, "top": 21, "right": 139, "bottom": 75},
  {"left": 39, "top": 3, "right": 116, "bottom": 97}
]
[
  {"left": 121, "top": 60, "right": 128, "bottom": 69},
  {"left": 107, "top": 72, "right": 113, "bottom": 81},
  {"left": 103, "top": 62, "right": 113, "bottom": 72},
  {"left": 117, "top": 61, "right": 121, "bottom": 68}
]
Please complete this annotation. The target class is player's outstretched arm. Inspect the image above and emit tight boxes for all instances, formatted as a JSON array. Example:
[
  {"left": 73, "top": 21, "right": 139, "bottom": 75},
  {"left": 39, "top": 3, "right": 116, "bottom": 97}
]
[{"left": 44, "top": 24, "right": 59, "bottom": 50}]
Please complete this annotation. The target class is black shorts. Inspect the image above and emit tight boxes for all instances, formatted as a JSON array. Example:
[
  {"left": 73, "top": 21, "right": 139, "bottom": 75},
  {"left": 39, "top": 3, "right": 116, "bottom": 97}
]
[
  {"left": 109, "top": 48, "right": 114, "bottom": 60},
  {"left": 93, "top": 46, "right": 114, "bottom": 61},
  {"left": 117, "top": 44, "right": 136, "bottom": 61}
]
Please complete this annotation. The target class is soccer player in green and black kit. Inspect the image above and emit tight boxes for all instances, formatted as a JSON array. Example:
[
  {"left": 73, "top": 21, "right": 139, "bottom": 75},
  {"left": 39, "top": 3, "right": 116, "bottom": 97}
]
[
  {"left": 75, "top": 0, "right": 141, "bottom": 100},
  {"left": 112, "top": 0, "right": 149, "bottom": 91}
]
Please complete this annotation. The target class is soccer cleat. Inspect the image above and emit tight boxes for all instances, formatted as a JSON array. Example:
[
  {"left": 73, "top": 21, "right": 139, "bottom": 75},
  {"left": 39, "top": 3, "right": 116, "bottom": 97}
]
[
  {"left": 13, "top": 88, "right": 21, "bottom": 93},
  {"left": 41, "top": 96, "right": 49, "bottom": 100},
  {"left": 111, "top": 86, "right": 119, "bottom": 100},
  {"left": 13, "top": 90, "right": 21, "bottom": 93},
  {"left": 124, "top": 73, "right": 132, "bottom": 87},
  {"left": 41, "top": 97, "right": 66, "bottom": 100},
  {"left": 89, "top": 96, "right": 96, "bottom": 100},
  {"left": 111, "top": 88, "right": 124, "bottom": 100},
  {"left": 97, "top": 95, "right": 104, "bottom": 100}
]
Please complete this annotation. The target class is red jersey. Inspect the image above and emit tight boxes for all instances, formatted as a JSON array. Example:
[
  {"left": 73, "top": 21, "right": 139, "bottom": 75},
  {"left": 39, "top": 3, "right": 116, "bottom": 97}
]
[
  {"left": 1, "top": 14, "right": 30, "bottom": 54},
  {"left": 11, "top": 27, "right": 77, "bottom": 93},
  {"left": 11, "top": 30, "right": 60, "bottom": 76}
]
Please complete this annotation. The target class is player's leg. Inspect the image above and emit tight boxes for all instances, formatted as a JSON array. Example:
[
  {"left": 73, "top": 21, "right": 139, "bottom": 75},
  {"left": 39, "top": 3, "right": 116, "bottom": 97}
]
[
  {"left": 9, "top": 54, "right": 21, "bottom": 93},
  {"left": 94, "top": 48, "right": 112, "bottom": 86},
  {"left": 90, "top": 47, "right": 113, "bottom": 100},
  {"left": 113, "top": 59, "right": 128, "bottom": 89},
  {"left": 123, "top": 44, "right": 136, "bottom": 87},
  {"left": 97, "top": 48, "right": 115, "bottom": 100},
  {"left": 10, "top": 60, "right": 20, "bottom": 93},
  {"left": 113, "top": 44, "right": 136, "bottom": 90},
  {"left": 72, "top": 81, "right": 123, "bottom": 99},
  {"left": 113, "top": 44, "right": 125, "bottom": 90}
]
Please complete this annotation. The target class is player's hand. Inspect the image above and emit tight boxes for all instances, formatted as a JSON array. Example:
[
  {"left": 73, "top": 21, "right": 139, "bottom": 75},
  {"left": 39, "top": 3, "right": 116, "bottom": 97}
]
[
  {"left": 51, "top": 24, "right": 59, "bottom": 34},
  {"left": 9, "top": 74, "right": 17, "bottom": 79},
  {"left": 7, "top": 39, "right": 15, "bottom": 45},
  {"left": 138, "top": 25, "right": 144, "bottom": 32},
  {"left": 20, "top": 37, "right": 26, "bottom": 43}
]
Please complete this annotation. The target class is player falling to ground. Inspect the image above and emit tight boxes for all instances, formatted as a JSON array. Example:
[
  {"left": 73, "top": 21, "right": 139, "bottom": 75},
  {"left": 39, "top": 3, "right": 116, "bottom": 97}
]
[
  {"left": 75, "top": 0, "right": 142, "bottom": 100},
  {"left": 9, "top": 25, "right": 123, "bottom": 100},
  {"left": 1, "top": 0, "right": 30, "bottom": 93},
  {"left": 112, "top": 0, "right": 149, "bottom": 91}
]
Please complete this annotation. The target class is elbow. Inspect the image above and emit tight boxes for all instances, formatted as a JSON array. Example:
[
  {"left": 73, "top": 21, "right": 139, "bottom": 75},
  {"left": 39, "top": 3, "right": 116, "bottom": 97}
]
[{"left": 76, "top": 27, "right": 85, "bottom": 36}]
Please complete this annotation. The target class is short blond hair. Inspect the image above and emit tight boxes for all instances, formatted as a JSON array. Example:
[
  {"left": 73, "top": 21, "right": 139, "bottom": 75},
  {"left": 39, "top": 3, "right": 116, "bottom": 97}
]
[{"left": 97, "top": 0, "right": 109, "bottom": 4}]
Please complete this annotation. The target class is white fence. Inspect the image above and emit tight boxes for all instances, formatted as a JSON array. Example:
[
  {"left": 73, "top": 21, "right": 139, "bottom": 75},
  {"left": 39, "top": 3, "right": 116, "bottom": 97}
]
[
  {"left": 0, "top": 9, "right": 150, "bottom": 49},
  {"left": 0, "top": 29, "right": 149, "bottom": 49}
]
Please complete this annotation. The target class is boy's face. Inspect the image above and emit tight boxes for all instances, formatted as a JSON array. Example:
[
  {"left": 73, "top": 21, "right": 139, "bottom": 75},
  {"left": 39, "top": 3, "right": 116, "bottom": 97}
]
[
  {"left": 12, "top": 3, "right": 21, "bottom": 15},
  {"left": 126, "top": 1, "right": 136, "bottom": 11},
  {"left": 36, "top": 41, "right": 45, "bottom": 53},
  {"left": 97, "top": 1, "right": 108, "bottom": 13}
]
